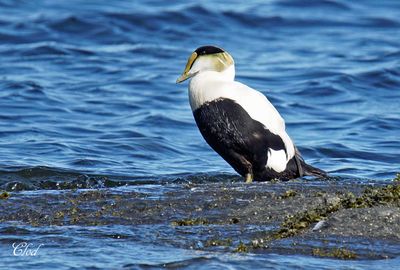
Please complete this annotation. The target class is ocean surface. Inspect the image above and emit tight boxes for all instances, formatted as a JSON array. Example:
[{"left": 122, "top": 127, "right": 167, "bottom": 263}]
[{"left": 0, "top": 0, "right": 399, "bottom": 269}]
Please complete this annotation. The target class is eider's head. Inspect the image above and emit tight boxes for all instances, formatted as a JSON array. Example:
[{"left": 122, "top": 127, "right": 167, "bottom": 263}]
[{"left": 176, "top": 45, "right": 235, "bottom": 83}]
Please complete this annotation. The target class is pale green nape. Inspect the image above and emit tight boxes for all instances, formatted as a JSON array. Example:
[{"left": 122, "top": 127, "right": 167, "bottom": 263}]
[
  {"left": 194, "top": 52, "right": 234, "bottom": 73},
  {"left": 207, "top": 52, "right": 234, "bottom": 72}
]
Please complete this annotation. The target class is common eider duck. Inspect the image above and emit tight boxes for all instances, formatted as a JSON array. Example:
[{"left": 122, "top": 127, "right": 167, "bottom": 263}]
[{"left": 177, "top": 45, "right": 326, "bottom": 182}]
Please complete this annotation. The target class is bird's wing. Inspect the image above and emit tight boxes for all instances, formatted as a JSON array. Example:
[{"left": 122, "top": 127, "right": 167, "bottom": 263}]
[
  {"left": 214, "top": 81, "right": 295, "bottom": 160},
  {"left": 229, "top": 81, "right": 285, "bottom": 133},
  {"left": 192, "top": 96, "right": 287, "bottom": 174}
]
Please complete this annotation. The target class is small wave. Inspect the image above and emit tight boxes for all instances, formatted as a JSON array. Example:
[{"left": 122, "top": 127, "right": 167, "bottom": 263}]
[
  {"left": 99, "top": 130, "right": 146, "bottom": 140},
  {"left": 39, "top": 14, "right": 125, "bottom": 44},
  {"left": 349, "top": 117, "right": 400, "bottom": 132},
  {"left": 0, "top": 32, "right": 28, "bottom": 44},
  {"left": 136, "top": 114, "right": 193, "bottom": 129},
  {"left": 105, "top": 10, "right": 193, "bottom": 33},
  {"left": 108, "top": 8, "right": 195, "bottom": 26},
  {"left": 2, "top": 79, "right": 43, "bottom": 91},
  {"left": 222, "top": 11, "right": 359, "bottom": 29},
  {"left": 47, "top": 15, "right": 99, "bottom": 34},
  {"left": 126, "top": 256, "right": 216, "bottom": 269},
  {"left": 293, "top": 85, "right": 345, "bottom": 97},
  {"left": 381, "top": 51, "right": 400, "bottom": 62},
  {"left": 356, "top": 68, "right": 400, "bottom": 89},
  {"left": 0, "top": 80, "right": 52, "bottom": 103},
  {"left": 362, "top": 17, "right": 400, "bottom": 28},
  {"left": 276, "top": 0, "right": 351, "bottom": 11},
  {"left": 0, "top": 166, "right": 239, "bottom": 191},
  {"left": 12, "top": 43, "right": 97, "bottom": 57},
  {"left": 0, "top": 166, "right": 134, "bottom": 191},
  {"left": 20, "top": 44, "right": 68, "bottom": 56},
  {"left": 61, "top": 125, "right": 102, "bottom": 136},
  {"left": 317, "top": 142, "right": 399, "bottom": 165}
]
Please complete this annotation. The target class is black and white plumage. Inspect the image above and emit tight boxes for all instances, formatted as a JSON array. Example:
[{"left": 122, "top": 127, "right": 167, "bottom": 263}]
[{"left": 177, "top": 45, "right": 326, "bottom": 182}]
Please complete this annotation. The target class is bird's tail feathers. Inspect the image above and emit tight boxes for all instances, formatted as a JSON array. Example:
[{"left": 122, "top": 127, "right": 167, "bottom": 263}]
[
  {"left": 294, "top": 147, "right": 327, "bottom": 178},
  {"left": 302, "top": 162, "right": 327, "bottom": 177}
]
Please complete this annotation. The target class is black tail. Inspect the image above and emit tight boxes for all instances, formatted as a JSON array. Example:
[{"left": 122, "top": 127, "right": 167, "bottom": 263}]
[
  {"left": 302, "top": 162, "right": 327, "bottom": 177},
  {"left": 294, "top": 147, "right": 327, "bottom": 178}
]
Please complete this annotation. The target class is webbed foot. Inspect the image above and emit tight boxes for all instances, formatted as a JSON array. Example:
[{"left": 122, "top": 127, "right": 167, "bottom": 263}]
[{"left": 245, "top": 173, "right": 253, "bottom": 183}]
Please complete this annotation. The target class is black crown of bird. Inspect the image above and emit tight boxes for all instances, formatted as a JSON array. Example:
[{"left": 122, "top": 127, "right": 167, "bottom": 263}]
[{"left": 177, "top": 45, "right": 326, "bottom": 183}]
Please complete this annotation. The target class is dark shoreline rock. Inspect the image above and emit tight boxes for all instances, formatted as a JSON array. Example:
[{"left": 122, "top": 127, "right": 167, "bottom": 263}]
[{"left": 0, "top": 175, "right": 399, "bottom": 260}]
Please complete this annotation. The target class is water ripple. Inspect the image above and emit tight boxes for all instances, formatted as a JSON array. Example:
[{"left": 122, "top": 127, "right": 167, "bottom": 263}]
[{"left": 0, "top": 0, "right": 399, "bottom": 183}]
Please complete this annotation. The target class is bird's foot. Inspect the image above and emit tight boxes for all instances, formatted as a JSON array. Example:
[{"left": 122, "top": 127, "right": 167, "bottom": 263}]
[{"left": 245, "top": 173, "right": 253, "bottom": 183}]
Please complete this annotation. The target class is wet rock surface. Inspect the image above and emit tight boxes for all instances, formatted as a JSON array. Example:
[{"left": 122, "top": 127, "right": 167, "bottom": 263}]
[{"left": 1, "top": 178, "right": 399, "bottom": 260}]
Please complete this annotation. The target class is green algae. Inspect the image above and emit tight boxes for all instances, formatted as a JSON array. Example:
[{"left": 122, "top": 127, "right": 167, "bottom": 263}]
[
  {"left": 274, "top": 182, "right": 400, "bottom": 240},
  {"left": 100, "top": 176, "right": 400, "bottom": 255},
  {"left": 171, "top": 218, "right": 209, "bottom": 226},
  {"left": 279, "top": 189, "right": 297, "bottom": 199},
  {"left": 54, "top": 211, "right": 65, "bottom": 219},
  {"left": 312, "top": 248, "right": 357, "bottom": 260},
  {"left": 0, "top": 191, "right": 10, "bottom": 200},
  {"left": 205, "top": 238, "right": 233, "bottom": 247},
  {"left": 234, "top": 241, "right": 249, "bottom": 253}
]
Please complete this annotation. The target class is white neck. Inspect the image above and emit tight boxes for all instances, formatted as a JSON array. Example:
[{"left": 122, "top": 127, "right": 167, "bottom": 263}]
[
  {"left": 218, "top": 64, "right": 235, "bottom": 81},
  {"left": 188, "top": 65, "right": 235, "bottom": 111},
  {"left": 190, "top": 65, "right": 235, "bottom": 85}
]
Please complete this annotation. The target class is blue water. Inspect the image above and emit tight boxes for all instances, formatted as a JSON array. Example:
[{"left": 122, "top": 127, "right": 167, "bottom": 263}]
[{"left": 0, "top": 0, "right": 399, "bottom": 269}]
